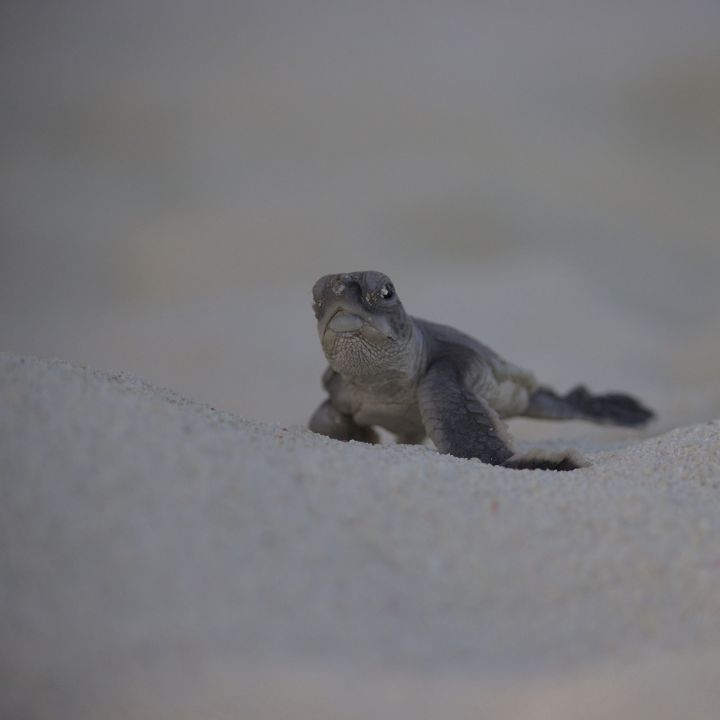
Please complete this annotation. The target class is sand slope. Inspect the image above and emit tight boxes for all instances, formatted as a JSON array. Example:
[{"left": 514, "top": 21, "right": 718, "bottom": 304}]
[{"left": 2, "top": 353, "right": 720, "bottom": 719}]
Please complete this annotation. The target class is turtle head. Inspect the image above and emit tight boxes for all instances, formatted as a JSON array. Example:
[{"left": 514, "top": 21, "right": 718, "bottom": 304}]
[{"left": 312, "top": 271, "right": 413, "bottom": 376}]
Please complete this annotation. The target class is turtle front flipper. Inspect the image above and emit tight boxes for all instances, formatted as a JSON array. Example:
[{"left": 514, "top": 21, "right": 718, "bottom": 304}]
[
  {"left": 418, "top": 360, "right": 587, "bottom": 471},
  {"left": 503, "top": 448, "right": 589, "bottom": 471},
  {"left": 418, "top": 359, "right": 515, "bottom": 465},
  {"left": 309, "top": 399, "right": 380, "bottom": 444}
]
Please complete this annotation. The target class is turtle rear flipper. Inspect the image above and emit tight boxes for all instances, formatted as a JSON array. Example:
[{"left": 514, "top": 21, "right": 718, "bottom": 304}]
[{"left": 527, "top": 385, "right": 655, "bottom": 427}]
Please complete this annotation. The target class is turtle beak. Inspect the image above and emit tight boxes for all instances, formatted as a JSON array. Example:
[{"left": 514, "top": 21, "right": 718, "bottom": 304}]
[
  {"left": 318, "top": 298, "right": 369, "bottom": 338},
  {"left": 315, "top": 274, "right": 398, "bottom": 341},
  {"left": 319, "top": 302, "right": 396, "bottom": 342},
  {"left": 316, "top": 275, "right": 366, "bottom": 337},
  {"left": 326, "top": 307, "right": 365, "bottom": 334}
]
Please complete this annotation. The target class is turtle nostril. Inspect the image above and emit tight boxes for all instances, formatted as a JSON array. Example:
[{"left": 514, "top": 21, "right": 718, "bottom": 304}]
[{"left": 331, "top": 275, "right": 358, "bottom": 296}]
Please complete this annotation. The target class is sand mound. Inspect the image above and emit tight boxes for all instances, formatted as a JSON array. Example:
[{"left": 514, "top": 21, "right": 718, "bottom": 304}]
[{"left": 2, "top": 353, "right": 720, "bottom": 719}]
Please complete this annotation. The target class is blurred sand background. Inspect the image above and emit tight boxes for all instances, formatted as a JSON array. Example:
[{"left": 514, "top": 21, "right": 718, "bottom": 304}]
[
  {"left": 2, "top": 0, "right": 720, "bottom": 433},
  {"left": 2, "top": 2, "right": 720, "bottom": 718}
]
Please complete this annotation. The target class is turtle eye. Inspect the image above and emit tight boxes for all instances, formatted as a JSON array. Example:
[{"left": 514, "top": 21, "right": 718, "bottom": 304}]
[{"left": 379, "top": 284, "right": 394, "bottom": 300}]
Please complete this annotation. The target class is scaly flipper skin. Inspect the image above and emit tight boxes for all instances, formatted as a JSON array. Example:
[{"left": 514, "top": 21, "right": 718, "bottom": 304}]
[
  {"left": 308, "top": 271, "right": 655, "bottom": 471},
  {"left": 504, "top": 448, "right": 589, "bottom": 471},
  {"left": 527, "top": 385, "right": 655, "bottom": 426},
  {"left": 418, "top": 360, "right": 589, "bottom": 470},
  {"left": 418, "top": 359, "right": 514, "bottom": 465}
]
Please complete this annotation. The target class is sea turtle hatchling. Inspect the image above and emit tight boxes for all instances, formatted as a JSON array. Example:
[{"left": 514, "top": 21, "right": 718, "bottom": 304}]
[{"left": 309, "top": 271, "right": 655, "bottom": 471}]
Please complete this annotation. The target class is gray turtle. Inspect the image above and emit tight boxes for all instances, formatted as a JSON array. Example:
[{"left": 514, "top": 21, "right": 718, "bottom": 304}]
[{"left": 309, "top": 271, "right": 654, "bottom": 470}]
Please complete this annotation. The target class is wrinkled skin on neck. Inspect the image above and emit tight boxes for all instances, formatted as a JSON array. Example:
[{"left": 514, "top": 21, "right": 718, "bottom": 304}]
[{"left": 312, "top": 271, "right": 417, "bottom": 379}]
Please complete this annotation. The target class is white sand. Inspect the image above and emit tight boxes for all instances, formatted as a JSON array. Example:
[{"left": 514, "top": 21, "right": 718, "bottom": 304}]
[
  {"left": 2, "top": 352, "right": 720, "bottom": 719},
  {"left": 3, "top": 4, "right": 720, "bottom": 716}
]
